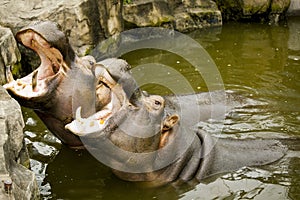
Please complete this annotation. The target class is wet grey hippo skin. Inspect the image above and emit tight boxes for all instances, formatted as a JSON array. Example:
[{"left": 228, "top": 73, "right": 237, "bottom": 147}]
[
  {"left": 66, "top": 78, "right": 288, "bottom": 186},
  {"left": 4, "top": 21, "right": 137, "bottom": 148}
]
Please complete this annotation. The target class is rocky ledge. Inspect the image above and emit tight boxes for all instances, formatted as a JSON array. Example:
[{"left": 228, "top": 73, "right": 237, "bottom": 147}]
[
  {"left": 123, "top": 0, "right": 295, "bottom": 28},
  {"left": 123, "top": 0, "right": 222, "bottom": 32},
  {"left": 0, "top": 86, "right": 40, "bottom": 200}
]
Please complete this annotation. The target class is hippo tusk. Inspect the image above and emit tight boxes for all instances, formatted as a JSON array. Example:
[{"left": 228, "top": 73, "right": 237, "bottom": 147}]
[
  {"left": 99, "top": 76, "right": 115, "bottom": 88},
  {"left": 61, "top": 62, "right": 69, "bottom": 75},
  {"left": 5, "top": 65, "right": 15, "bottom": 83},
  {"left": 76, "top": 106, "right": 83, "bottom": 121},
  {"left": 94, "top": 64, "right": 116, "bottom": 88}
]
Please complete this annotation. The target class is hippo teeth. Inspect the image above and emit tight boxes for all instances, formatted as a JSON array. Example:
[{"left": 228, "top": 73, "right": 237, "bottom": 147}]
[
  {"left": 5, "top": 65, "right": 15, "bottom": 83},
  {"left": 66, "top": 106, "right": 112, "bottom": 136},
  {"left": 76, "top": 106, "right": 83, "bottom": 121},
  {"left": 94, "top": 65, "right": 116, "bottom": 89}
]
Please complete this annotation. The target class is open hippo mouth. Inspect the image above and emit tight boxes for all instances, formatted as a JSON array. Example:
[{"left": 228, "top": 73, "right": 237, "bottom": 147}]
[
  {"left": 65, "top": 85, "right": 165, "bottom": 138},
  {"left": 4, "top": 23, "right": 68, "bottom": 106},
  {"left": 65, "top": 82, "right": 129, "bottom": 136}
]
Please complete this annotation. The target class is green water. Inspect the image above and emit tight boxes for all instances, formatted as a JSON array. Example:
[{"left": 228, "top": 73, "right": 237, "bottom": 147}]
[{"left": 23, "top": 17, "right": 300, "bottom": 199}]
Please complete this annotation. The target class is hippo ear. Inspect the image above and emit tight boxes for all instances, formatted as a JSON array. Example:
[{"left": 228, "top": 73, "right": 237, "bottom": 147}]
[
  {"left": 159, "top": 114, "right": 180, "bottom": 148},
  {"left": 162, "top": 114, "right": 179, "bottom": 132}
]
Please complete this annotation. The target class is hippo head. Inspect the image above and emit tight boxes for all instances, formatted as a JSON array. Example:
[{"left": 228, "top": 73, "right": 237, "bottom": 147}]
[
  {"left": 65, "top": 82, "right": 180, "bottom": 152},
  {"left": 3, "top": 21, "right": 100, "bottom": 148},
  {"left": 4, "top": 21, "right": 94, "bottom": 108}
]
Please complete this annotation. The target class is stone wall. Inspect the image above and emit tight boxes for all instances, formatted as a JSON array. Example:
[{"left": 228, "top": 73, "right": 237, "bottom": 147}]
[{"left": 0, "top": 86, "right": 40, "bottom": 199}]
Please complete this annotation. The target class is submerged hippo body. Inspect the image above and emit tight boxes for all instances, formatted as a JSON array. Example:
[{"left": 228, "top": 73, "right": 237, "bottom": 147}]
[{"left": 66, "top": 76, "right": 287, "bottom": 186}]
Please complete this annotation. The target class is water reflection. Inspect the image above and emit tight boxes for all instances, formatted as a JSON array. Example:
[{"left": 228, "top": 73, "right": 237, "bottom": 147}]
[{"left": 22, "top": 18, "right": 300, "bottom": 199}]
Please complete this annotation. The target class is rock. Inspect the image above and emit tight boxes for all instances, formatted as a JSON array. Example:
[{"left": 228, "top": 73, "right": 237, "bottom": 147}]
[
  {"left": 0, "top": 26, "right": 21, "bottom": 85},
  {"left": 214, "top": 0, "right": 291, "bottom": 22},
  {"left": 0, "top": 0, "right": 123, "bottom": 55},
  {"left": 173, "top": 0, "right": 222, "bottom": 32},
  {"left": 242, "top": 0, "right": 270, "bottom": 15},
  {"left": 288, "top": 0, "right": 300, "bottom": 16},
  {"left": 269, "top": 0, "right": 291, "bottom": 23},
  {"left": 270, "top": 0, "right": 291, "bottom": 13},
  {"left": 123, "top": 0, "right": 222, "bottom": 32},
  {"left": 123, "top": 0, "right": 174, "bottom": 28},
  {"left": 97, "top": 0, "right": 124, "bottom": 37},
  {"left": 0, "top": 86, "right": 40, "bottom": 199}
]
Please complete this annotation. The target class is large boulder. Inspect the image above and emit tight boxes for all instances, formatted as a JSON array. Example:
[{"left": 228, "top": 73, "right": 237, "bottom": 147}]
[
  {"left": 123, "top": 0, "right": 174, "bottom": 28},
  {"left": 123, "top": 0, "right": 222, "bottom": 32},
  {"left": 0, "top": 86, "right": 40, "bottom": 199},
  {"left": 0, "top": 26, "right": 21, "bottom": 85},
  {"left": 173, "top": 0, "right": 222, "bottom": 32}
]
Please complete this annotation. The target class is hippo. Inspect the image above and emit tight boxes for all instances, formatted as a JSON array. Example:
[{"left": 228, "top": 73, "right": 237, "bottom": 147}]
[
  {"left": 3, "top": 21, "right": 138, "bottom": 148},
  {"left": 65, "top": 76, "right": 287, "bottom": 186}
]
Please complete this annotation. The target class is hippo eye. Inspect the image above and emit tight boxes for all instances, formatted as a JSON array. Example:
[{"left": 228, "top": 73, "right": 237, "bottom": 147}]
[{"left": 154, "top": 100, "right": 161, "bottom": 106}]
